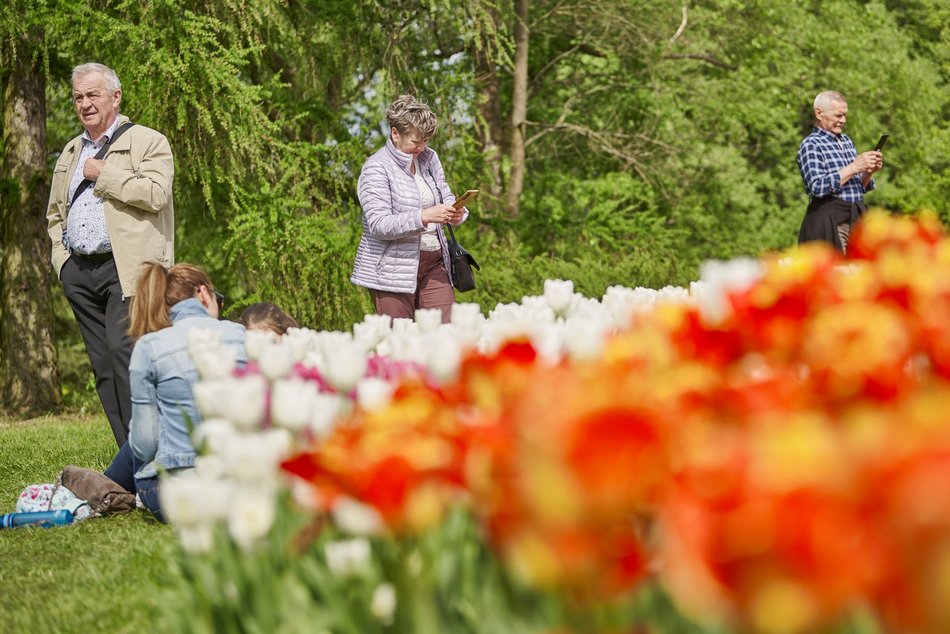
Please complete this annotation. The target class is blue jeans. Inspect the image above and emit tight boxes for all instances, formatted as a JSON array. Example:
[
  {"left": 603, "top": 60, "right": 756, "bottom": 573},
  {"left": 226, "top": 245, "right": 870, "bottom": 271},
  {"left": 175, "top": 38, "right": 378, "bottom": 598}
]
[{"left": 104, "top": 442, "right": 165, "bottom": 523}]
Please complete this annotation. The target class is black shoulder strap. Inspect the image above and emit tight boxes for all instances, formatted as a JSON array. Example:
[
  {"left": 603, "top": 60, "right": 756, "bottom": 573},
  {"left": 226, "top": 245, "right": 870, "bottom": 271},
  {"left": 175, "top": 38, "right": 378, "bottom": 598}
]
[
  {"left": 425, "top": 160, "right": 466, "bottom": 248},
  {"left": 67, "top": 122, "right": 135, "bottom": 210}
]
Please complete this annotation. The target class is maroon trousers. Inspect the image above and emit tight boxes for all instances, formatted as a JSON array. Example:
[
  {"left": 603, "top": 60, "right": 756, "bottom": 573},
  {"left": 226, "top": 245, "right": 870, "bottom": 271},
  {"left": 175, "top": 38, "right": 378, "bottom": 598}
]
[{"left": 370, "top": 250, "right": 455, "bottom": 323}]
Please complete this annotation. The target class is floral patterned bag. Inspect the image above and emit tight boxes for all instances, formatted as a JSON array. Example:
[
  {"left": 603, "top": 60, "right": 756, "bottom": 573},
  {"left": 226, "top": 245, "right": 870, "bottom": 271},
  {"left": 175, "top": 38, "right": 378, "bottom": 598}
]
[{"left": 15, "top": 483, "right": 94, "bottom": 521}]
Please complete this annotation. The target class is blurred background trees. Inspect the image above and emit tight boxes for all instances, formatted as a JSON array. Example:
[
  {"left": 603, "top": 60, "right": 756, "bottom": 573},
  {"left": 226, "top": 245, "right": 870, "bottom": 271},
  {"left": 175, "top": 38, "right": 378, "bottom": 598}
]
[{"left": 1, "top": 0, "right": 947, "bottom": 414}]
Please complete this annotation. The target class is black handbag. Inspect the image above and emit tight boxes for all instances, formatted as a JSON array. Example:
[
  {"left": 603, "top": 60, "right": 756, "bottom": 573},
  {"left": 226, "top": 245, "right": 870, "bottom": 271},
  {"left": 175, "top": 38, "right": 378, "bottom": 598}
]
[
  {"left": 426, "top": 162, "right": 481, "bottom": 292},
  {"left": 445, "top": 223, "right": 480, "bottom": 292}
]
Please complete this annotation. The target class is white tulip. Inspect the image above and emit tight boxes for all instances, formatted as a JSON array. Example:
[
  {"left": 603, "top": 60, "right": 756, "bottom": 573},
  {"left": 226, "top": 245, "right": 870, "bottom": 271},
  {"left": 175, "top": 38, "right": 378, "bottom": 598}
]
[
  {"left": 363, "top": 313, "right": 393, "bottom": 330},
  {"left": 265, "top": 427, "right": 294, "bottom": 456},
  {"left": 374, "top": 337, "right": 393, "bottom": 357},
  {"left": 331, "top": 495, "right": 385, "bottom": 536},
  {"left": 391, "top": 318, "right": 416, "bottom": 334},
  {"left": 414, "top": 308, "right": 443, "bottom": 333},
  {"left": 353, "top": 314, "right": 392, "bottom": 351},
  {"left": 187, "top": 327, "right": 222, "bottom": 356},
  {"left": 191, "top": 345, "right": 238, "bottom": 381},
  {"left": 451, "top": 302, "right": 483, "bottom": 328},
  {"left": 160, "top": 475, "right": 231, "bottom": 527},
  {"left": 449, "top": 303, "right": 484, "bottom": 346},
  {"left": 227, "top": 488, "right": 277, "bottom": 551},
  {"left": 695, "top": 258, "right": 763, "bottom": 325},
  {"left": 371, "top": 583, "right": 397, "bottom": 625},
  {"left": 424, "top": 334, "right": 463, "bottom": 382},
  {"left": 271, "top": 378, "right": 318, "bottom": 432},
  {"left": 218, "top": 375, "right": 268, "bottom": 432},
  {"left": 176, "top": 523, "right": 215, "bottom": 554},
  {"left": 353, "top": 321, "right": 382, "bottom": 350},
  {"left": 283, "top": 327, "right": 317, "bottom": 361},
  {"left": 258, "top": 341, "right": 297, "bottom": 381},
  {"left": 387, "top": 332, "right": 426, "bottom": 364},
  {"left": 563, "top": 320, "right": 609, "bottom": 362},
  {"left": 244, "top": 329, "right": 279, "bottom": 361},
  {"left": 529, "top": 323, "right": 564, "bottom": 365},
  {"left": 219, "top": 430, "right": 288, "bottom": 485},
  {"left": 520, "top": 295, "right": 549, "bottom": 311},
  {"left": 290, "top": 477, "right": 324, "bottom": 510},
  {"left": 310, "top": 393, "right": 347, "bottom": 439},
  {"left": 356, "top": 377, "right": 395, "bottom": 411},
  {"left": 544, "top": 279, "right": 575, "bottom": 315},
  {"left": 191, "top": 417, "right": 238, "bottom": 455},
  {"left": 657, "top": 284, "right": 691, "bottom": 304},
  {"left": 193, "top": 380, "right": 225, "bottom": 418},
  {"left": 322, "top": 341, "right": 368, "bottom": 393},
  {"left": 192, "top": 454, "right": 227, "bottom": 480},
  {"left": 324, "top": 538, "right": 371, "bottom": 577}
]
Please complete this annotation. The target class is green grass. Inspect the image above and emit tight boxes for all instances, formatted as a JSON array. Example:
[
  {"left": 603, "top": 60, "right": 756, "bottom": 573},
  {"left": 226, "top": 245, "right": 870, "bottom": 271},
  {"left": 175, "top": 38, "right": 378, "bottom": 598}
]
[{"left": 0, "top": 413, "right": 178, "bottom": 633}]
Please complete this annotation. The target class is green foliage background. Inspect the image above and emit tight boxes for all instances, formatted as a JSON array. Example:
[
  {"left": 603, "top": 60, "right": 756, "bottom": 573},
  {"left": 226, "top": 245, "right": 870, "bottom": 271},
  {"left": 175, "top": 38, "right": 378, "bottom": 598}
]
[{"left": 2, "top": 0, "right": 948, "bottom": 404}]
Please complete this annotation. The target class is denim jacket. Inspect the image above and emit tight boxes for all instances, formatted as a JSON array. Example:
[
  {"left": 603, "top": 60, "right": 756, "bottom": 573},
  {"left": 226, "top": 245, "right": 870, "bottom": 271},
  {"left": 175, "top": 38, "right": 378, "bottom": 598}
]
[{"left": 129, "top": 298, "right": 246, "bottom": 478}]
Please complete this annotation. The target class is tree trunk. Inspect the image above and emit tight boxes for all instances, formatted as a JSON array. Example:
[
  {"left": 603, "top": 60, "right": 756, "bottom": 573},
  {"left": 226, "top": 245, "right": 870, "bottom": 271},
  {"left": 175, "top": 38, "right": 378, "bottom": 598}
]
[
  {"left": 0, "top": 35, "right": 61, "bottom": 414},
  {"left": 473, "top": 5, "right": 506, "bottom": 208},
  {"left": 505, "top": 0, "right": 529, "bottom": 218}
]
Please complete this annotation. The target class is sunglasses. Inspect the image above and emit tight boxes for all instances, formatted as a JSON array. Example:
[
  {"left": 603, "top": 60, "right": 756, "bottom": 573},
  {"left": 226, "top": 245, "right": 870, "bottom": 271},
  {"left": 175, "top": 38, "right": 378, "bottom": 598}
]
[{"left": 214, "top": 291, "right": 225, "bottom": 312}]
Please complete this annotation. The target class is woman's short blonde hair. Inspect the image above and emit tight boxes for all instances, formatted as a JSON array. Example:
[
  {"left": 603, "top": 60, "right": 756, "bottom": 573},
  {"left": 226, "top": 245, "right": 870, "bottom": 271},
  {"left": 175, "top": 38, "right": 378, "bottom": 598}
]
[{"left": 385, "top": 95, "right": 438, "bottom": 140}]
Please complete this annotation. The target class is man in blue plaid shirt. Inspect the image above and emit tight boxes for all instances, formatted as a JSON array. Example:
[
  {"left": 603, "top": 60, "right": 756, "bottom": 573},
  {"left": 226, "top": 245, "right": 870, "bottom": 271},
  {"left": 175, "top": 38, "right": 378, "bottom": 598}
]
[{"left": 796, "top": 90, "right": 883, "bottom": 253}]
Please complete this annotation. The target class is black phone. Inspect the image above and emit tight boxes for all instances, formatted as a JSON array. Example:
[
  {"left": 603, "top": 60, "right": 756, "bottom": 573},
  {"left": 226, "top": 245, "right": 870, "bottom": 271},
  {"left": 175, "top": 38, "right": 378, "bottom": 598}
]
[{"left": 874, "top": 134, "right": 889, "bottom": 152}]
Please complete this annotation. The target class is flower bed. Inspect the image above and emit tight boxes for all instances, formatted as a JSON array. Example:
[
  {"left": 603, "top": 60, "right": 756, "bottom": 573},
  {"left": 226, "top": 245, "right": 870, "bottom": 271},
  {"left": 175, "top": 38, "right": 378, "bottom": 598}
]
[{"left": 163, "top": 211, "right": 950, "bottom": 633}]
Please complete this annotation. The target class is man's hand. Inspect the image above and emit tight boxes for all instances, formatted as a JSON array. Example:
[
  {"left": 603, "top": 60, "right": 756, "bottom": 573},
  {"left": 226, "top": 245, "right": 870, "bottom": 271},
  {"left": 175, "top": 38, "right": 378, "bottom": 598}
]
[
  {"left": 852, "top": 150, "right": 883, "bottom": 175},
  {"left": 82, "top": 158, "right": 105, "bottom": 180}
]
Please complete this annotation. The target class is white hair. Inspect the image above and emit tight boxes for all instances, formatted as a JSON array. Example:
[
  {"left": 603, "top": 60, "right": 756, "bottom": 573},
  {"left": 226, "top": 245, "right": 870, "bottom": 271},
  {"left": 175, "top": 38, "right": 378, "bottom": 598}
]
[
  {"left": 71, "top": 63, "right": 121, "bottom": 93},
  {"left": 813, "top": 90, "right": 846, "bottom": 112}
]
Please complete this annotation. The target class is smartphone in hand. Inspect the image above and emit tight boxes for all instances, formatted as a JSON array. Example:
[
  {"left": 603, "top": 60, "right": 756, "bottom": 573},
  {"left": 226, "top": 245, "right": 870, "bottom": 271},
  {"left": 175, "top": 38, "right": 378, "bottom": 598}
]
[
  {"left": 874, "top": 134, "right": 889, "bottom": 152},
  {"left": 453, "top": 189, "right": 479, "bottom": 210}
]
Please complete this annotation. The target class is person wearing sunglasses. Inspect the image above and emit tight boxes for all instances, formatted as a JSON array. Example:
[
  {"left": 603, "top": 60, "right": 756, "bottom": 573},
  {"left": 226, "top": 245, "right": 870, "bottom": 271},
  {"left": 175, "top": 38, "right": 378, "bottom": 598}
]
[{"left": 103, "top": 262, "right": 246, "bottom": 521}]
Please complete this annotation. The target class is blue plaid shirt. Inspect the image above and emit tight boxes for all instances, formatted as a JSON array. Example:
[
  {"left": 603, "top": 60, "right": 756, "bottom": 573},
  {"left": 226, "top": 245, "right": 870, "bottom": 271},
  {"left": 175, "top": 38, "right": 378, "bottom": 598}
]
[{"left": 796, "top": 127, "right": 874, "bottom": 203}]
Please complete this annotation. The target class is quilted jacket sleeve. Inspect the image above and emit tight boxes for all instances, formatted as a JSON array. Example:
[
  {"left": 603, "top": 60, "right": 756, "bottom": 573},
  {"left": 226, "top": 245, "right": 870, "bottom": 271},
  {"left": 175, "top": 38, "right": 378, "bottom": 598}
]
[{"left": 357, "top": 159, "right": 424, "bottom": 240}]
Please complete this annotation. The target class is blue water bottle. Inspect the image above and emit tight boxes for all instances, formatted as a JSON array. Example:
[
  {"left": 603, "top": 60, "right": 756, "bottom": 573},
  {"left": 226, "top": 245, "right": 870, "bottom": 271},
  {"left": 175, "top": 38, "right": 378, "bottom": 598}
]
[{"left": 0, "top": 509, "right": 75, "bottom": 529}]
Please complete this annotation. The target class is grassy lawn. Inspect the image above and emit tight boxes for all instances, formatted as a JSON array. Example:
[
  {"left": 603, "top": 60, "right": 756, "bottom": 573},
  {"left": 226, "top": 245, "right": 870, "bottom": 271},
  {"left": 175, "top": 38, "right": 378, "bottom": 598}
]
[{"left": 0, "top": 413, "right": 179, "bottom": 633}]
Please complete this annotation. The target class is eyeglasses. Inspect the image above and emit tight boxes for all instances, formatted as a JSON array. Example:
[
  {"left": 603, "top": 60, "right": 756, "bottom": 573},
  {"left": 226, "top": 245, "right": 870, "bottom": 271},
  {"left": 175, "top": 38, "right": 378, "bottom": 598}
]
[{"left": 214, "top": 291, "right": 225, "bottom": 312}]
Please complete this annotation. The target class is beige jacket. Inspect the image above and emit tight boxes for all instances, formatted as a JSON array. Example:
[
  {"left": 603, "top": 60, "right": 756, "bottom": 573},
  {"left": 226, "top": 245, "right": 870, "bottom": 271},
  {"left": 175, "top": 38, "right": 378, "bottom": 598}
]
[{"left": 47, "top": 114, "right": 175, "bottom": 297}]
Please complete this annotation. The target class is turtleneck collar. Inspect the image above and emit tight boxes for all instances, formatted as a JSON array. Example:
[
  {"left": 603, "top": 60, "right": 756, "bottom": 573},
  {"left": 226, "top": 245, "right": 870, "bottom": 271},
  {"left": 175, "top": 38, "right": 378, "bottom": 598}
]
[{"left": 385, "top": 137, "right": 434, "bottom": 175}]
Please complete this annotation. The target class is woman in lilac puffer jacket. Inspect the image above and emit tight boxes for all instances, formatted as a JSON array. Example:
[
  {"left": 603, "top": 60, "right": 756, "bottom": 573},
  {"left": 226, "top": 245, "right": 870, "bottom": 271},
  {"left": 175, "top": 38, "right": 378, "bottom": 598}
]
[{"left": 351, "top": 95, "right": 469, "bottom": 323}]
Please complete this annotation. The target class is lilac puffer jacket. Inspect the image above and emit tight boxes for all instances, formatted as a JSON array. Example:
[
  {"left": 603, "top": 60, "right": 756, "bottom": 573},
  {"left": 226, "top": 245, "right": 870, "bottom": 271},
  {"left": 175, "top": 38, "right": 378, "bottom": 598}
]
[{"left": 351, "top": 139, "right": 468, "bottom": 293}]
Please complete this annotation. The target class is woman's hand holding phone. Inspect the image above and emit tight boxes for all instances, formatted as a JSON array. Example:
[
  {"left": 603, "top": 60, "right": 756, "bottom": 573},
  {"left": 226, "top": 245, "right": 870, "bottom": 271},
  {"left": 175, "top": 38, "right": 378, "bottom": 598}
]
[{"left": 422, "top": 204, "right": 458, "bottom": 224}]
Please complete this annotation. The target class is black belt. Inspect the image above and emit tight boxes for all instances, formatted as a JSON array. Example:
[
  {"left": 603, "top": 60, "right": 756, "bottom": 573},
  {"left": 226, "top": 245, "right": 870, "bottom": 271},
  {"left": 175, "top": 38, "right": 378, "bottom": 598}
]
[{"left": 71, "top": 251, "right": 114, "bottom": 264}]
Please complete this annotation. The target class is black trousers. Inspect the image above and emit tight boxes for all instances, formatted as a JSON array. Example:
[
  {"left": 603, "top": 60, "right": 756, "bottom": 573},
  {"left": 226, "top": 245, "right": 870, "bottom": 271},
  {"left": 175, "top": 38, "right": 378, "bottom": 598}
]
[{"left": 60, "top": 254, "right": 133, "bottom": 448}]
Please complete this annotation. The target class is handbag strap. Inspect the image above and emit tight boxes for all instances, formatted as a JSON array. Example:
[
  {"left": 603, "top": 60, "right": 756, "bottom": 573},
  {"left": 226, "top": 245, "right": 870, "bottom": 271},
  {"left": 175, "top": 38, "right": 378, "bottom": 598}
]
[
  {"left": 444, "top": 222, "right": 462, "bottom": 250},
  {"left": 423, "top": 159, "right": 462, "bottom": 248},
  {"left": 67, "top": 121, "right": 135, "bottom": 210}
]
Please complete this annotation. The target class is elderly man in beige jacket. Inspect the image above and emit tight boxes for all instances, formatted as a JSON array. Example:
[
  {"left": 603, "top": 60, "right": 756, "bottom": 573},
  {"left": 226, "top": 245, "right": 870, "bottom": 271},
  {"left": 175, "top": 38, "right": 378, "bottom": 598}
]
[{"left": 47, "top": 62, "right": 174, "bottom": 448}]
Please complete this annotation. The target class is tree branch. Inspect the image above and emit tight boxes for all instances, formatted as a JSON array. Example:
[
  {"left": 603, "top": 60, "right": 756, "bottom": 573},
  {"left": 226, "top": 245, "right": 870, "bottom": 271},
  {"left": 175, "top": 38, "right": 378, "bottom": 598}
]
[
  {"left": 669, "top": 6, "right": 687, "bottom": 43},
  {"left": 663, "top": 53, "right": 736, "bottom": 71},
  {"left": 524, "top": 119, "right": 650, "bottom": 182}
]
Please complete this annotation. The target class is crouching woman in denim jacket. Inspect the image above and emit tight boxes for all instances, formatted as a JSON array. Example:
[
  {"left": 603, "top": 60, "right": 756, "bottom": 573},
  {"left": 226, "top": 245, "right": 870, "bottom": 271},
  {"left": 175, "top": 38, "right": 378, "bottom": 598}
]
[{"left": 104, "top": 263, "right": 246, "bottom": 522}]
